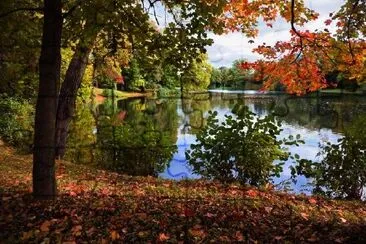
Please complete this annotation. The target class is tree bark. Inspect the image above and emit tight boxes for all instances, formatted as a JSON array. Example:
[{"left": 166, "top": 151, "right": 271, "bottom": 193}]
[
  {"left": 55, "top": 39, "right": 95, "bottom": 158},
  {"left": 33, "top": 0, "right": 62, "bottom": 198}
]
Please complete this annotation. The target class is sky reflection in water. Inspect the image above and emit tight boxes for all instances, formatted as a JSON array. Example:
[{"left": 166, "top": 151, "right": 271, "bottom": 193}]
[{"left": 159, "top": 92, "right": 346, "bottom": 194}]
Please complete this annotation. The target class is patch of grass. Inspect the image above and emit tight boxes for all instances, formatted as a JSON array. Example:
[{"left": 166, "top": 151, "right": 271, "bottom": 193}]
[
  {"left": 319, "top": 88, "right": 364, "bottom": 95},
  {"left": 93, "top": 87, "right": 147, "bottom": 98}
]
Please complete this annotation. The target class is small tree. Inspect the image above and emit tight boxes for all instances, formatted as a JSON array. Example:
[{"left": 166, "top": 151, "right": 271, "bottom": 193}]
[{"left": 186, "top": 104, "right": 301, "bottom": 186}]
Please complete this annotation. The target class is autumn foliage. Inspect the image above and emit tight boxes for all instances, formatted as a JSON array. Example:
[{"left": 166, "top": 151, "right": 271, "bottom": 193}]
[
  {"left": 221, "top": 0, "right": 365, "bottom": 94},
  {"left": 1, "top": 146, "right": 366, "bottom": 242}
]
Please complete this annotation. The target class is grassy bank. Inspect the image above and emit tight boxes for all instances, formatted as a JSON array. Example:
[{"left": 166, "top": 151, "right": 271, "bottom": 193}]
[
  {"left": 93, "top": 87, "right": 149, "bottom": 99},
  {"left": 319, "top": 89, "right": 365, "bottom": 95},
  {"left": 1, "top": 146, "right": 366, "bottom": 243}
]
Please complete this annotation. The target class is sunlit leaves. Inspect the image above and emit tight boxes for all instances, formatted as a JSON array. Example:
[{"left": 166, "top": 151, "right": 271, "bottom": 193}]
[
  {"left": 220, "top": 0, "right": 318, "bottom": 37},
  {"left": 240, "top": 29, "right": 365, "bottom": 95}
]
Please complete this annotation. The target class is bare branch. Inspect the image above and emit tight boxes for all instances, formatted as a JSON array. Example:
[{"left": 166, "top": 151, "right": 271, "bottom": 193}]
[
  {"left": 148, "top": 0, "right": 160, "bottom": 25},
  {"left": 290, "top": 0, "right": 304, "bottom": 63},
  {"left": 345, "top": 0, "right": 359, "bottom": 64}
]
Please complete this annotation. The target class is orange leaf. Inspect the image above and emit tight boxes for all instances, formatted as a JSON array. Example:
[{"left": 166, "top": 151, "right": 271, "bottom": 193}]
[
  {"left": 40, "top": 220, "right": 51, "bottom": 232},
  {"left": 246, "top": 189, "right": 258, "bottom": 197},
  {"left": 308, "top": 198, "right": 317, "bottom": 204},
  {"left": 235, "top": 231, "right": 244, "bottom": 241},
  {"left": 110, "top": 230, "right": 120, "bottom": 240},
  {"left": 158, "top": 233, "right": 170, "bottom": 241},
  {"left": 300, "top": 212, "right": 309, "bottom": 220},
  {"left": 71, "top": 225, "right": 83, "bottom": 236}
]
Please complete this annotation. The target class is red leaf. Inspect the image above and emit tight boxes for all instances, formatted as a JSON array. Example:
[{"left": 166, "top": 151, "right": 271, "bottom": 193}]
[
  {"left": 324, "top": 19, "right": 332, "bottom": 26},
  {"left": 308, "top": 198, "right": 317, "bottom": 204},
  {"left": 185, "top": 208, "right": 194, "bottom": 217},
  {"left": 246, "top": 189, "right": 258, "bottom": 197}
]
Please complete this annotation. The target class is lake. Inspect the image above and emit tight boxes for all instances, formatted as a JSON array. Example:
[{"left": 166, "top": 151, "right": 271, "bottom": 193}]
[{"left": 66, "top": 90, "right": 366, "bottom": 194}]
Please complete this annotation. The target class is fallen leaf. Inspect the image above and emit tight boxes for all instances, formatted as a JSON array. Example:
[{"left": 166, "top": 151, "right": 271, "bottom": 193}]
[
  {"left": 189, "top": 228, "right": 206, "bottom": 238},
  {"left": 110, "top": 230, "right": 120, "bottom": 240},
  {"left": 340, "top": 217, "right": 347, "bottom": 223},
  {"left": 40, "top": 220, "right": 51, "bottom": 232},
  {"left": 71, "top": 225, "right": 82, "bottom": 236},
  {"left": 185, "top": 208, "right": 194, "bottom": 217},
  {"left": 158, "top": 233, "right": 170, "bottom": 241},
  {"left": 21, "top": 231, "right": 33, "bottom": 240},
  {"left": 235, "top": 231, "right": 244, "bottom": 241},
  {"left": 300, "top": 212, "right": 309, "bottom": 220},
  {"left": 308, "top": 234, "right": 318, "bottom": 242},
  {"left": 246, "top": 189, "right": 258, "bottom": 197},
  {"left": 138, "top": 231, "right": 150, "bottom": 238},
  {"left": 309, "top": 198, "right": 317, "bottom": 204},
  {"left": 264, "top": 207, "right": 272, "bottom": 213}
]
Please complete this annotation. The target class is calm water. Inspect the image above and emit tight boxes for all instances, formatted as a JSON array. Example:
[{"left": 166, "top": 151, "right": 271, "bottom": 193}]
[{"left": 66, "top": 91, "right": 366, "bottom": 193}]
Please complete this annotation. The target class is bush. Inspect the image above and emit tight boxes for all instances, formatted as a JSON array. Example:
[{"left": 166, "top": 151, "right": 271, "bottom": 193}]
[
  {"left": 186, "top": 104, "right": 302, "bottom": 186},
  {"left": 0, "top": 97, "right": 34, "bottom": 152},
  {"left": 157, "top": 87, "right": 180, "bottom": 98},
  {"left": 292, "top": 115, "right": 366, "bottom": 199}
]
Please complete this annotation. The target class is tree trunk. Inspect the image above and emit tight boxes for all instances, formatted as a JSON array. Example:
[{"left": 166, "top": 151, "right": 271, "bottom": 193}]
[
  {"left": 33, "top": 0, "right": 62, "bottom": 198},
  {"left": 55, "top": 41, "right": 95, "bottom": 158}
]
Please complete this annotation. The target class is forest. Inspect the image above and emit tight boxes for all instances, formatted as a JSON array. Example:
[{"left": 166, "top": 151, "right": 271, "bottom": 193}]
[{"left": 0, "top": 0, "right": 365, "bottom": 242}]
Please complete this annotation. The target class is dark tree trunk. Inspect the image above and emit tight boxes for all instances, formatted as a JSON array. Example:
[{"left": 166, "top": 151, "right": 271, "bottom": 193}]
[
  {"left": 55, "top": 42, "right": 94, "bottom": 158},
  {"left": 33, "top": 0, "right": 62, "bottom": 198}
]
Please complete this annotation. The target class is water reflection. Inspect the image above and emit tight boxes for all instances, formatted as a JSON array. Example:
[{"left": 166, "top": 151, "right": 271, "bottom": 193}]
[
  {"left": 66, "top": 97, "right": 179, "bottom": 177},
  {"left": 66, "top": 91, "right": 366, "bottom": 192}
]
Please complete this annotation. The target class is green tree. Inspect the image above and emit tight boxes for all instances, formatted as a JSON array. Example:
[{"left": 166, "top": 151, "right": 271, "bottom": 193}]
[
  {"left": 186, "top": 104, "right": 302, "bottom": 186},
  {"left": 122, "top": 58, "right": 145, "bottom": 91},
  {"left": 182, "top": 53, "right": 213, "bottom": 92},
  {"left": 0, "top": 0, "right": 42, "bottom": 99}
]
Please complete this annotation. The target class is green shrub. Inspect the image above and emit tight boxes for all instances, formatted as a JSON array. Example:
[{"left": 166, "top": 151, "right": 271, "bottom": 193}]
[
  {"left": 0, "top": 97, "right": 34, "bottom": 152},
  {"left": 157, "top": 87, "right": 180, "bottom": 98},
  {"left": 186, "top": 104, "right": 302, "bottom": 186},
  {"left": 292, "top": 115, "right": 366, "bottom": 199}
]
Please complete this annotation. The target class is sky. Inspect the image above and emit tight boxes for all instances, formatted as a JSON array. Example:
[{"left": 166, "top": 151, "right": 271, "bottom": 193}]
[{"left": 206, "top": 0, "right": 345, "bottom": 67}]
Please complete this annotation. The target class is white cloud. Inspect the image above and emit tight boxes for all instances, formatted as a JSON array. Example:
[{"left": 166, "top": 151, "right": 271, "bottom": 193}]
[{"left": 207, "top": 0, "right": 345, "bottom": 67}]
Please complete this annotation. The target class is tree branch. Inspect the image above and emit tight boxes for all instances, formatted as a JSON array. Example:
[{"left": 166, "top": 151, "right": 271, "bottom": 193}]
[
  {"left": 0, "top": 7, "right": 43, "bottom": 19},
  {"left": 290, "top": 0, "right": 304, "bottom": 63},
  {"left": 345, "top": 0, "right": 359, "bottom": 64}
]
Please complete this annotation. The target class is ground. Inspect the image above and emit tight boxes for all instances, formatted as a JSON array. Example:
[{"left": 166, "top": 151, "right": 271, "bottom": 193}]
[{"left": 1, "top": 146, "right": 366, "bottom": 243}]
